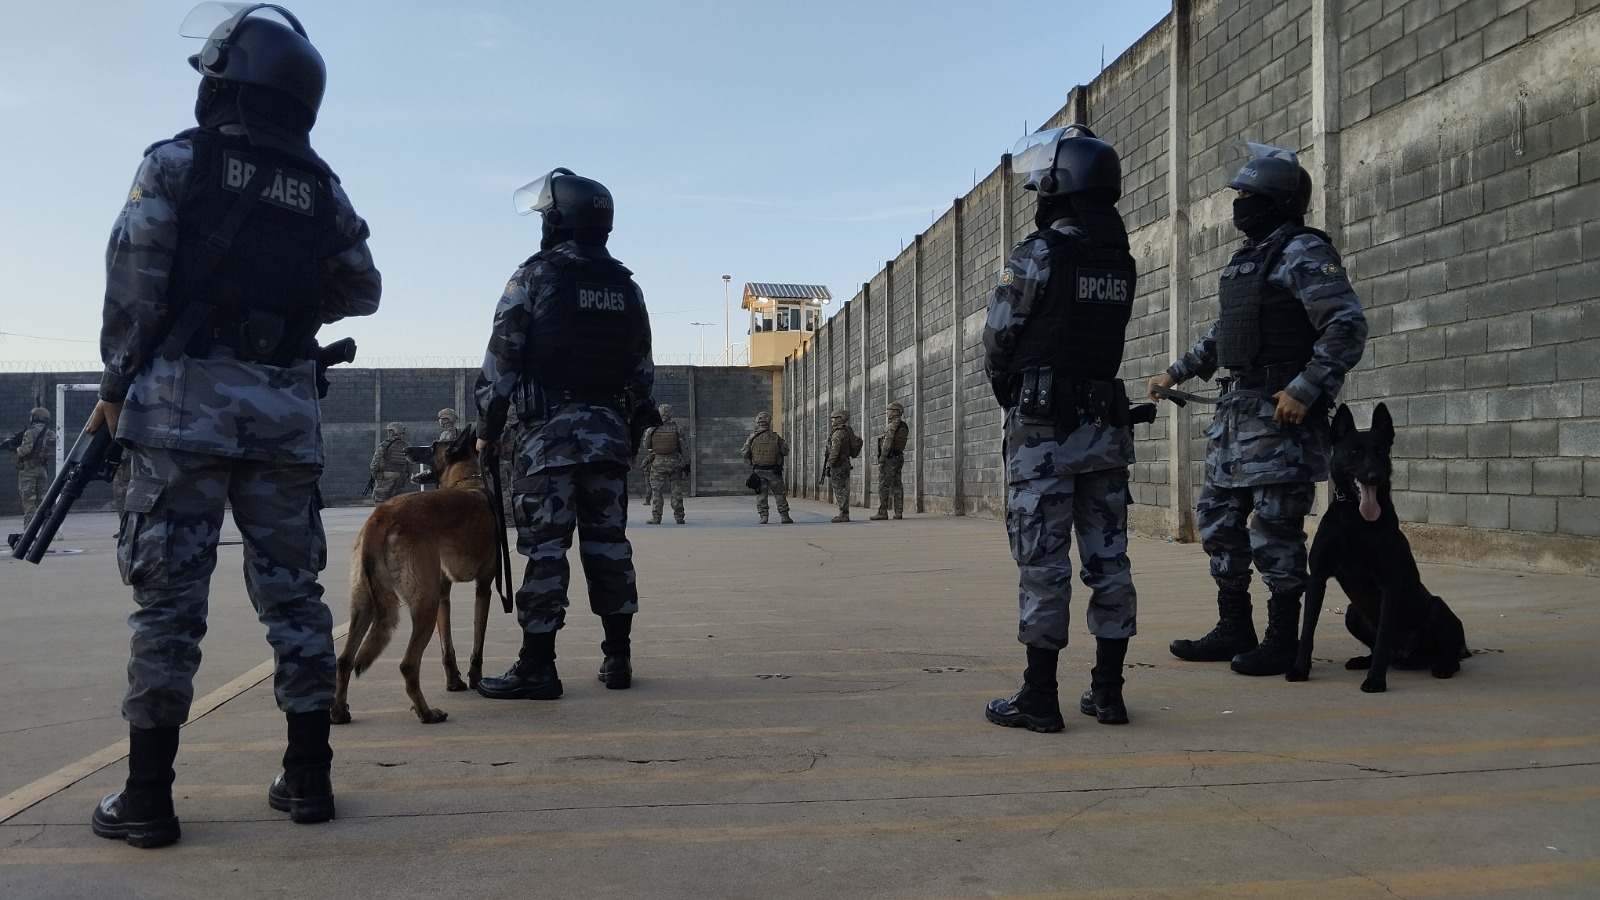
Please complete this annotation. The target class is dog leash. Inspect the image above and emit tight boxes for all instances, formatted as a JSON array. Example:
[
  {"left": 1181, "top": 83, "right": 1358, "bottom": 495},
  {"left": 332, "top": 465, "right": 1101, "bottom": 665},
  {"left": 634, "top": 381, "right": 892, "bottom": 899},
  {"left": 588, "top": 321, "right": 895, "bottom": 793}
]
[
  {"left": 479, "top": 444, "right": 515, "bottom": 614},
  {"left": 1150, "top": 383, "right": 1275, "bottom": 407}
]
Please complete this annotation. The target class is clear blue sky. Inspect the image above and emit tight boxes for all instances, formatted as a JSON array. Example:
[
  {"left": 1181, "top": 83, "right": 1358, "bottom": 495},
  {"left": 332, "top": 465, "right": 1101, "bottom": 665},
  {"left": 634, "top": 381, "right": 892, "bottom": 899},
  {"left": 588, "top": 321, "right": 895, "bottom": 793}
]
[{"left": 0, "top": 0, "right": 1171, "bottom": 370}]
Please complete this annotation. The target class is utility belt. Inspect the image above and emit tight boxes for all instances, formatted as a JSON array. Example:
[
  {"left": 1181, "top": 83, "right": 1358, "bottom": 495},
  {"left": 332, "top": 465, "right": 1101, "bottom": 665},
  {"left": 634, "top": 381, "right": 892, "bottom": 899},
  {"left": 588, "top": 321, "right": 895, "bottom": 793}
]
[
  {"left": 881, "top": 451, "right": 904, "bottom": 459},
  {"left": 515, "top": 383, "right": 628, "bottom": 423},
  {"left": 752, "top": 463, "right": 782, "bottom": 472},
  {"left": 1012, "top": 366, "right": 1130, "bottom": 429},
  {"left": 183, "top": 308, "right": 314, "bottom": 367},
  {"left": 1220, "top": 361, "right": 1303, "bottom": 395}
]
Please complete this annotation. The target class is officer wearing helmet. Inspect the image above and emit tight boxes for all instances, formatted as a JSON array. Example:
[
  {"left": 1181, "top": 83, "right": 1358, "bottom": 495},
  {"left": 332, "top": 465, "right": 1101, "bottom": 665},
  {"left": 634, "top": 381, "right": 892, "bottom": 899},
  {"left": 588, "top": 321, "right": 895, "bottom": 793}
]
[
  {"left": 823, "top": 409, "right": 862, "bottom": 522},
  {"left": 868, "top": 401, "right": 909, "bottom": 520},
  {"left": 370, "top": 422, "right": 410, "bottom": 502},
  {"left": 475, "top": 167, "right": 654, "bottom": 701},
  {"left": 740, "top": 410, "right": 792, "bottom": 524},
  {"left": 86, "top": 4, "right": 381, "bottom": 848},
  {"left": 9, "top": 407, "right": 55, "bottom": 532},
  {"left": 982, "top": 125, "right": 1142, "bottom": 734},
  {"left": 437, "top": 408, "right": 460, "bottom": 442},
  {"left": 1151, "top": 142, "right": 1366, "bottom": 678},
  {"left": 639, "top": 403, "right": 689, "bottom": 524}
]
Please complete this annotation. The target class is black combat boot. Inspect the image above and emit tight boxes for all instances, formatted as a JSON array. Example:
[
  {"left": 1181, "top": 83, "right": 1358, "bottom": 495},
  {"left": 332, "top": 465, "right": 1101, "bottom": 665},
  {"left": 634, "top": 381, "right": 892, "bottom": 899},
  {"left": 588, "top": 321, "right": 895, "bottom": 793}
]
[
  {"left": 1231, "top": 592, "right": 1302, "bottom": 676},
  {"left": 268, "top": 710, "right": 336, "bottom": 824},
  {"left": 1169, "top": 588, "right": 1259, "bottom": 661},
  {"left": 985, "top": 645, "right": 1065, "bottom": 733},
  {"left": 1079, "top": 637, "right": 1130, "bottom": 725},
  {"left": 91, "top": 725, "right": 181, "bottom": 848},
  {"left": 477, "top": 631, "right": 562, "bottom": 700},
  {"left": 598, "top": 613, "right": 633, "bottom": 689}
]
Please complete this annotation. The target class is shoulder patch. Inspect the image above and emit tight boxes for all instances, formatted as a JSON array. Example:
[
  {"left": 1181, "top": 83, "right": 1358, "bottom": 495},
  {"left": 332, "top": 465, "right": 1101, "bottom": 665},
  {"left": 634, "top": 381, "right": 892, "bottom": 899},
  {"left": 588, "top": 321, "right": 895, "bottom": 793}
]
[
  {"left": 503, "top": 279, "right": 518, "bottom": 298},
  {"left": 998, "top": 268, "right": 1015, "bottom": 287},
  {"left": 128, "top": 186, "right": 143, "bottom": 205},
  {"left": 1320, "top": 262, "right": 1341, "bottom": 277}
]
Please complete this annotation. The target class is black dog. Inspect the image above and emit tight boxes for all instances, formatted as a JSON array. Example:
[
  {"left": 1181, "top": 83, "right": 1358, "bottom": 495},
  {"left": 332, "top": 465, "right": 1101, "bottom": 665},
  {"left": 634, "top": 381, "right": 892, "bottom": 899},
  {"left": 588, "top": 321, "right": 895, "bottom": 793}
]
[{"left": 1287, "top": 403, "right": 1468, "bottom": 692}]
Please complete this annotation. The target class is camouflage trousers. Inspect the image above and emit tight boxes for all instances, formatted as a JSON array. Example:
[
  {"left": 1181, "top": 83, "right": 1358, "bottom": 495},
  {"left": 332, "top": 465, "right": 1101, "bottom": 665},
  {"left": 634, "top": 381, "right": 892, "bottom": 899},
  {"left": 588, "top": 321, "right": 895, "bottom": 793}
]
[
  {"left": 1006, "top": 468, "right": 1137, "bottom": 649},
  {"left": 117, "top": 446, "right": 334, "bottom": 730},
  {"left": 1196, "top": 480, "right": 1315, "bottom": 596},
  {"left": 511, "top": 462, "right": 639, "bottom": 635},
  {"left": 828, "top": 468, "right": 852, "bottom": 517},
  {"left": 875, "top": 456, "right": 904, "bottom": 514},
  {"left": 648, "top": 454, "right": 686, "bottom": 522},
  {"left": 371, "top": 470, "right": 406, "bottom": 503},
  {"left": 17, "top": 463, "right": 48, "bottom": 529},
  {"left": 753, "top": 468, "right": 789, "bottom": 518}
]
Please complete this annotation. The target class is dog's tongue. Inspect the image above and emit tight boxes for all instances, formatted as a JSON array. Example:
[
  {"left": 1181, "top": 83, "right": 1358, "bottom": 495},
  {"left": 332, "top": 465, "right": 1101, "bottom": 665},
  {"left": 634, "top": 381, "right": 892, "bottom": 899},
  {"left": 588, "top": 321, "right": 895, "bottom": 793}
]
[{"left": 1358, "top": 483, "right": 1381, "bottom": 522}]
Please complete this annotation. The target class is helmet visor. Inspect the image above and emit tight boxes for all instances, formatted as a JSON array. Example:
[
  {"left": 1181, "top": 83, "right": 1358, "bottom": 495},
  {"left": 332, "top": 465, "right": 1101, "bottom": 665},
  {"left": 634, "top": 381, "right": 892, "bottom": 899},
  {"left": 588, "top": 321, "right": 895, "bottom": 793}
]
[
  {"left": 180, "top": 2, "right": 300, "bottom": 39},
  {"left": 1010, "top": 128, "right": 1066, "bottom": 179},
  {"left": 511, "top": 168, "right": 577, "bottom": 216},
  {"left": 1227, "top": 140, "right": 1299, "bottom": 188}
]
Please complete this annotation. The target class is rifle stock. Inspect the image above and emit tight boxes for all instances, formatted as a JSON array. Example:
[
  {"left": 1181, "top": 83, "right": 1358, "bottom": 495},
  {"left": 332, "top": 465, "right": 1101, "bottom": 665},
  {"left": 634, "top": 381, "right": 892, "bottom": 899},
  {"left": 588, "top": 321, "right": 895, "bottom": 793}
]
[{"left": 11, "top": 427, "right": 122, "bottom": 563}]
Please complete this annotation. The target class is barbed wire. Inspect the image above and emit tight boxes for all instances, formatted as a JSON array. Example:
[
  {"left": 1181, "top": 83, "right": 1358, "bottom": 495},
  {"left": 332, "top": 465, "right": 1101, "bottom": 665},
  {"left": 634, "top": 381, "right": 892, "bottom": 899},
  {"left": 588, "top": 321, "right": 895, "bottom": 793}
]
[{"left": 0, "top": 351, "right": 739, "bottom": 373}]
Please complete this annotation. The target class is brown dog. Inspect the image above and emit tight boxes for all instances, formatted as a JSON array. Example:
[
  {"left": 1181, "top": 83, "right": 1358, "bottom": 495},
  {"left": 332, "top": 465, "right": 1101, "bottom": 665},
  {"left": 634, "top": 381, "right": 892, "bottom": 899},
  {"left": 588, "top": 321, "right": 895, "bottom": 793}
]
[{"left": 331, "top": 426, "right": 500, "bottom": 724}]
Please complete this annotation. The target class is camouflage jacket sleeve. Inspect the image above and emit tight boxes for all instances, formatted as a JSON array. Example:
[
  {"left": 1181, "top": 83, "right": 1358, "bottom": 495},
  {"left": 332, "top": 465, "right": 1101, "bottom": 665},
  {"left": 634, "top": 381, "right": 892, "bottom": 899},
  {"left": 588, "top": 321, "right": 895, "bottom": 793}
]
[
  {"left": 1273, "top": 233, "right": 1368, "bottom": 407},
  {"left": 778, "top": 434, "right": 789, "bottom": 459},
  {"left": 879, "top": 420, "right": 908, "bottom": 457},
  {"left": 100, "top": 145, "right": 186, "bottom": 403},
  {"left": 474, "top": 262, "right": 541, "bottom": 442},
  {"left": 982, "top": 235, "right": 1050, "bottom": 402},
  {"left": 825, "top": 428, "right": 844, "bottom": 467},
  {"left": 318, "top": 179, "right": 382, "bottom": 324},
  {"left": 1168, "top": 321, "right": 1220, "bottom": 384},
  {"left": 739, "top": 433, "right": 754, "bottom": 461}
]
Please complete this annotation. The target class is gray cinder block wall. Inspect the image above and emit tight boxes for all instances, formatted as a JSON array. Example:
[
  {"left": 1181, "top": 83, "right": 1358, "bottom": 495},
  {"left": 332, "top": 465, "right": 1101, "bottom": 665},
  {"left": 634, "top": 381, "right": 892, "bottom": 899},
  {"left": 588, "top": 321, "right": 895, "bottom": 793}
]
[
  {"left": 2, "top": 365, "right": 780, "bottom": 517},
  {"left": 783, "top": 0, "right": 1600, "bottom": 574}
]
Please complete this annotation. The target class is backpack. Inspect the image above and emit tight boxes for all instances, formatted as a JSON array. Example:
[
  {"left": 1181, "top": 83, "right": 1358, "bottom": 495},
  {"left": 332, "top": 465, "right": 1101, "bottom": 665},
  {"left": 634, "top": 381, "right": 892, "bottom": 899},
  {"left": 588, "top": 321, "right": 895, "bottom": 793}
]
[{"left": 848, "top": 431, "right": 863, "bottom": 458}]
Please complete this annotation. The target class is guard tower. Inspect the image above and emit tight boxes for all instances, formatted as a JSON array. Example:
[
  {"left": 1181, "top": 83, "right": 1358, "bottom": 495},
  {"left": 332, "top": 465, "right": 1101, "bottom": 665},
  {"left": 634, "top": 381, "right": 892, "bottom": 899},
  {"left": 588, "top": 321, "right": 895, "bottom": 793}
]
[{"left": 741, "top": 282, "right": 831, "bottom": 370}]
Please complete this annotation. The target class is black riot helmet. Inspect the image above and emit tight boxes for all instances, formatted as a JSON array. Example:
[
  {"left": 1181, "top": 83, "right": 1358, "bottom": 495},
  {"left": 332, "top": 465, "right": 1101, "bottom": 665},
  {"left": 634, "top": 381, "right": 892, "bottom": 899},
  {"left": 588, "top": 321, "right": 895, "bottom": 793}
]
[
  {"left": 182, "top": 3, "right": 325, "bottom": 118},
  {"left": 1011, "top": 124, "right": 1122, "bottom": 202},
  {"left": 1228, "top": 142, "right": 1312, "bottom": 217},
  {"left": 512, "top": 168, "right": 615, "bottom": 232}
]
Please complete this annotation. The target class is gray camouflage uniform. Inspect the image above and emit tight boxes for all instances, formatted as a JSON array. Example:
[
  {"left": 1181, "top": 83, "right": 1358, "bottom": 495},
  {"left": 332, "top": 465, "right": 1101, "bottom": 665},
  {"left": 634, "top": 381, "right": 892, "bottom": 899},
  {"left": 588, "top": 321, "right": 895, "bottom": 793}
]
[
  {"left": 14, "top": 416, "right": 55, "bottom": 530},
  {"left": 475, "top": 242, "right": 653, "bottom": 637},
  {"left": 984, "top": 221, "right": 1138, "bottom": 650},
  {"left": 1164, "top": 226, "right": 1367, "bottom": 597},
  {"left": 100, "top": 132, "right": 381, "bottom": 729}
]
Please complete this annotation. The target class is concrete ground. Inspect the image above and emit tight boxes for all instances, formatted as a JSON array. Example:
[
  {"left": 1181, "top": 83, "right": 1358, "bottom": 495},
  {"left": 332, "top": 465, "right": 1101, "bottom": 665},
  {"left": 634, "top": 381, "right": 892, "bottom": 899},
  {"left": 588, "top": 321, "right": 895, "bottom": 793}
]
[{"left": 1, "top": 495, "right": 1597, "bottom": 899}]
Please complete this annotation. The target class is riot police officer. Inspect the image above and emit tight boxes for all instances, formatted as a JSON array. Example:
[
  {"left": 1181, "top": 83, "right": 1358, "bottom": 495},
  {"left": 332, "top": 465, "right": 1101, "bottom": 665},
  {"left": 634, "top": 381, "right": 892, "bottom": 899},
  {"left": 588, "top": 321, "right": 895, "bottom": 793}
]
[
  {"left": 1151, "top": 142, "right": 1367, "bottom": 677},
  {"left": 982, "top": 125, "right": 1141, "bottom": 732},
  {"left": 86, "top": 4, "right": 381, "bottom": 848},
  {"left": 475, "top": 167, "right": 654, "bottom": 699}
]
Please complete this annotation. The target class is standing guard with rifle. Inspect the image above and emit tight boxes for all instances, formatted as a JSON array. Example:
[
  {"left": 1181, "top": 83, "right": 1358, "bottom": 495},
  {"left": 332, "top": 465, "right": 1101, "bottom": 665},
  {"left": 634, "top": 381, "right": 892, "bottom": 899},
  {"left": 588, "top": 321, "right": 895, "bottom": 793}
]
[
  {"left": 6, "top": 407, "right": 55, "bottom": 534},
  {"left": 60, "top": 3, "right": 382, "bottom": 850}
]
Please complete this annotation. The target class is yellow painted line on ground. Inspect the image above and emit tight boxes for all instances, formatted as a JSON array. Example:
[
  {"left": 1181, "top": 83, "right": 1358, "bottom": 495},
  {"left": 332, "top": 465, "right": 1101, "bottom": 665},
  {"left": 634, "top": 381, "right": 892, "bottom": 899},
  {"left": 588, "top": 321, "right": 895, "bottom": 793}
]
[
  {"left": 986, "top": 858, "right": 1600, "bottom": 899},
  {"left": 0, "top": 624, "right": 346, "bottom": 825},
  {"left": 3, "top": 784, "right": 1596, "bottom": 866}
]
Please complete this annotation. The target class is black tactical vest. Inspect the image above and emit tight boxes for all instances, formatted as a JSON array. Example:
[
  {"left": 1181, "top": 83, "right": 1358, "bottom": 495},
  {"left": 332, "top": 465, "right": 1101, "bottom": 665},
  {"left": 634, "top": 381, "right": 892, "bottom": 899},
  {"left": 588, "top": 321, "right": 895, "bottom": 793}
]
[
  {"left": 1008, "top": 229, "right": 1137, "bottom": 380},
  {"left": 522, "top": 249, "right": 645, "bottom": 403},
  {"left": 167, "top": 128, "right": 340, "bottom": 363},
  {"left": 1215, "top": 227, "right": 1328, "bottom": 370}
]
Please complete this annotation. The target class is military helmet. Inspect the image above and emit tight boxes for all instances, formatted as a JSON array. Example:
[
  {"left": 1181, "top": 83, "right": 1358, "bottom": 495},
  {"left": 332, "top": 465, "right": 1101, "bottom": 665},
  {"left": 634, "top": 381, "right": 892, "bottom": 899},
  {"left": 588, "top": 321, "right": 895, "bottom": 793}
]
[
  {"left": 512, "top": 168, "right": 615, "bottom": 232},
  {"left": 1228, "top": 142, "right": 1311, "bottom": 217},
  {"left": 830, "top": 409, "right": 849, "bottom": 420},
  {"left": 30, "top": 407, "right": 50, "bottom": 423},
  {"left": 183, "top": 4, "right": 326, "bottom": 117},
  {"left": 658, "top": 403, "right": 674, "bottom": 419},
  {"left": 438, "top": 408, "right": 457, "bottom": 421},
  {"left": 386, "top": 421, "right": 405, "bottom": 435},
  {"left": 755, "top": 411, "right": 772, "bottom": 425},
  {"left": 1011, "top": 124, "right": 1122, "bottom": 201},
  {"left": 886, "top": 401, "right": 903, "bottom": 414}
]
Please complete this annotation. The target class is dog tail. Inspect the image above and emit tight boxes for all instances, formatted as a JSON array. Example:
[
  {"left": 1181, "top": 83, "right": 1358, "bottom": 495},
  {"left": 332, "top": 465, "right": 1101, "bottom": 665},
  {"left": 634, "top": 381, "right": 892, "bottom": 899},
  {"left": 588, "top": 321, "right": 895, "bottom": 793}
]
[{"left": 348, "top": 530, "right": 400, "bottom": 678}]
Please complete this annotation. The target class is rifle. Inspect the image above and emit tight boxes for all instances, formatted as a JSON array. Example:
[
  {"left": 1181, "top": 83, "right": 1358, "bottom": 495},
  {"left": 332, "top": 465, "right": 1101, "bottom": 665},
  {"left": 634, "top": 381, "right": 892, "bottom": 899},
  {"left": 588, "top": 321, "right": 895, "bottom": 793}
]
[
  {"left": 0, "top": 428, "right": 24, "bottom": 452},
  {"left": 817, "top": 449, "right": 829, "bottom": 489},
  {"left": 10, "top": 426, "right": 122, "bottom": 563}
]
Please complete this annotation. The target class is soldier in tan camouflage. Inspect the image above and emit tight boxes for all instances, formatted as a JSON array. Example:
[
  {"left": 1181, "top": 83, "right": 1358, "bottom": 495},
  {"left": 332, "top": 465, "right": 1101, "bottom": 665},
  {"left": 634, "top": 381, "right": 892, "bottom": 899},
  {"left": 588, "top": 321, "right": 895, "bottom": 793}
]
[
  {"left": 369, "top": 422, "right": 409, "bottom": 503},
  {"left": 11, "top": 407, "right": 55, "bottom": 531},
  {"left": 740, "top": 411, "right": 792, "bottom": 524},
  {"left": 436, "top": 408, "right": 459, "bottom": 442},
  {"left": 824, "top": 409, "right": 862, "bottom": 523},
  {"left": 869, "top": 401, "right": 909, "bottom": 520},
  {"left": 640, "top": 403, "right": 688, "bottom": 524}
]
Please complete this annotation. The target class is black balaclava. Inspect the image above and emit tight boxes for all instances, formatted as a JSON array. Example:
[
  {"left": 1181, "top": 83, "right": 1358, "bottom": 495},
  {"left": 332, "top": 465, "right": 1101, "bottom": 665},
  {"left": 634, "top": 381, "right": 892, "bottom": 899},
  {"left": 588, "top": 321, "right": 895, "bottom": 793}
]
[
  {"left": 1232, "top": 192, "right": 1289, "bottom": 242},
  {"left": 1034, "top": 195, "right": 1075, "bottom": 231},
  {"left": 195, "top": 77, "right": 241, "bottom": 128},
  {"left": 1069, "top": 190, "right": 1130, "bottom": 249}
]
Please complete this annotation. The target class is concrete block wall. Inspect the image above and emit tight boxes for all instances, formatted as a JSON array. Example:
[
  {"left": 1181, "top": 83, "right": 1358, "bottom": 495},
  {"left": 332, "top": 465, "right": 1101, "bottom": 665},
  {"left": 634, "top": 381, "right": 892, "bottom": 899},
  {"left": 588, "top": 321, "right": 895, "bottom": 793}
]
[{"left": 781, "top": 0, "right": 1600, "bottom": 573}]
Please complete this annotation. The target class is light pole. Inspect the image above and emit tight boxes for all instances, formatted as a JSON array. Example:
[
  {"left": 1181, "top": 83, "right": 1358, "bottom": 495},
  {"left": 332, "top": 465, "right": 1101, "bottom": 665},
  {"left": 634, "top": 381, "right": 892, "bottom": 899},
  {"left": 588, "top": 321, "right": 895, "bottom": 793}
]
[
  {"left": 721, "top": 274, "right": 732, "bottom": 366},
  {"left": 690, "top": 321, "right": 712, "bottom": 366}
]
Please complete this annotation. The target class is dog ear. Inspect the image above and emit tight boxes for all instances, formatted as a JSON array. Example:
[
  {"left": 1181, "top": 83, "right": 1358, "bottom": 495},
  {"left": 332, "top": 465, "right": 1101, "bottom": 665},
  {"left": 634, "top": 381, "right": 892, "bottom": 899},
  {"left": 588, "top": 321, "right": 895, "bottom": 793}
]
[
  {"left": 1331, "top": 404, "right": 1356, "bottom": 439},
  {"left": 1371, "top": 402, "right": 1394, "bottom": 447}
]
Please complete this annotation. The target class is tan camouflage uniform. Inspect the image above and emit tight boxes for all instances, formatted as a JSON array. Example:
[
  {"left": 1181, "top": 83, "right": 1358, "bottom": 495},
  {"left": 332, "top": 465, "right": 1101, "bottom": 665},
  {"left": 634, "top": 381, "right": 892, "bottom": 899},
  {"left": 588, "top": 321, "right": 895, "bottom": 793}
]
[
  {"left": 870, "top": 403, "right": 908, "bottom": 520},
  {"left": 740, "top": 411, "right": 791, "bottom": 524},
  {"left": 824, "top": 410, "right": 860, "bottom": 522},
  {"left": 368, "top": 423, "right": 409, "bottom": 503},
  {"left": 640, "top": 404, "right": 687, "bottom": 524},
  {"left": 14, "top": 409, "right": 55, "bottom": 530}
]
